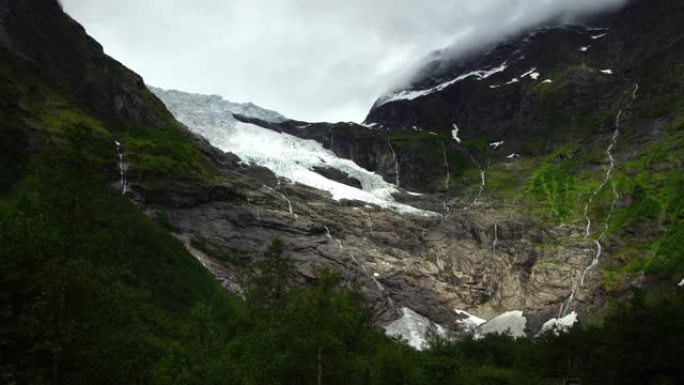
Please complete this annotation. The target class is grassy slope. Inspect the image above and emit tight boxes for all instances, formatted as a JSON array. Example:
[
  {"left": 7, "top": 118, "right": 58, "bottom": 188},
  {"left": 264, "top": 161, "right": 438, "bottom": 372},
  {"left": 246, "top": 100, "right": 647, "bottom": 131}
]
[{"left": 436, "top": 57, "right": 684, "bottom": 290}]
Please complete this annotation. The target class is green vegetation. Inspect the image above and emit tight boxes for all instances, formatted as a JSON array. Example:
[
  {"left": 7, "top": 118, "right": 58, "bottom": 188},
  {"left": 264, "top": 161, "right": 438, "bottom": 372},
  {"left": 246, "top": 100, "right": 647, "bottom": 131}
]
[{"left": 385, "top": 132, "right": 471, "bottom": 191}]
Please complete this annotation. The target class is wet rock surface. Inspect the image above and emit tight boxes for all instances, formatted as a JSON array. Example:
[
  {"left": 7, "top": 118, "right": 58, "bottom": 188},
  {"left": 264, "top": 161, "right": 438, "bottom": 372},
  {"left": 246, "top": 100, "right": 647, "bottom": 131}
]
[{"left": 129, "top": 147, "right": 602, "bottom": 333}]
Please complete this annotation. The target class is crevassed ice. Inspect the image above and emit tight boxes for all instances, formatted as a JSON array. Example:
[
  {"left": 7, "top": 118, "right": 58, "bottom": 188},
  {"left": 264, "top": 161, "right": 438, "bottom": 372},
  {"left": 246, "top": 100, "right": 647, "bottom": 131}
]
[
  {"left": 385, "top": 307, "right": 447, "bottom": 350},
  {"left": 150, "top": 87, "right": 287, "bottom": 123},
  {"left": 151, "top": 87, "right": 431, "bottom": 215}
]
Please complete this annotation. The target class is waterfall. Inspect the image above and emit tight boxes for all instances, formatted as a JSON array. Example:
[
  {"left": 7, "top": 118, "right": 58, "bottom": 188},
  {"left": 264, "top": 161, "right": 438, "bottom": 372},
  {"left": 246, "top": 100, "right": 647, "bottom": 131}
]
[
  {"left": 114, "top": 140, "right": 127, "bottom": 195},
  {"left": 279, "top": 193, "right": 295, "bottom": 218},
  {"left": 326, "top": 226, "right": 396, "bottom": 311},
  {"left": 582, "top": 107, "right": 622, "bottom": 234},
  {"left": 262, "top": 184, "right": 297, "bottom": 219},
  {"left": 467, "top": 155, "right": 487, "bottom": 206},
  {"left": 632, "top": 83, "right": 639, "bottom": 100},
  {"left": 351, "top": 254, "right": 396, "bottom": 308},
  {"left": 562, "top": 84, "right": 637, "bottom": 315},
  {"left": 637, "top": 270, "right": 645, "bottom": 288},
  {"left": 386, "top": 139, "right": 400, "bottom": 187},
  {"left": 365, "top": 212, "right": 374, "bottom": 232},
  {"left": 441, "top": 142, "right": 450, "bottom": 190}
]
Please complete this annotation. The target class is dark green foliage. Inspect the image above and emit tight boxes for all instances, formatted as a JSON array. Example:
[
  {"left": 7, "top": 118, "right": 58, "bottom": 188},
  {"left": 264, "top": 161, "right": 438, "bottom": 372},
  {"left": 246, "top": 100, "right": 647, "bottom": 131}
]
[
  {"left": 526, "top": 162, "right": 577, "bottom": 222},
  {"left": 114, "top": 122, "right": 209, "bottom": 179}
]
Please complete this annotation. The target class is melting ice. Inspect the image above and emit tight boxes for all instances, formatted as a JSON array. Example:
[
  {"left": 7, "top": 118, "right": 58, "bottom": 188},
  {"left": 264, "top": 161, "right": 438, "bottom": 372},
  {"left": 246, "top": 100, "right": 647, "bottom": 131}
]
[{"left": 151, "top": 87, "right": 431, "bottom": 215}]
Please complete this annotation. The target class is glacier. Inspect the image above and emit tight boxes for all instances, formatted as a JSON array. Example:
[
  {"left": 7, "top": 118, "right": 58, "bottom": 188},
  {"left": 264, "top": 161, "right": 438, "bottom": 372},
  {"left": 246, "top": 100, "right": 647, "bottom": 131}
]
[
  {"left": 151, "top": 87, "right": 431, "bottom": 215},
  {"left": 385, "top": 307, "right": 447, "bottom": 350},
  {"left": 479, "top": 310, "right": 527, "bottom": 338}
]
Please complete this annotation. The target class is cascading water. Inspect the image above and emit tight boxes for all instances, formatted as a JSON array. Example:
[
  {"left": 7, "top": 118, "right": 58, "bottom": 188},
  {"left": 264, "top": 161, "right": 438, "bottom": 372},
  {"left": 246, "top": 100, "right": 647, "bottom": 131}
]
[
  {"left": 441, "top": 142, "right": 452, "bottom": 215},
  {"left": 351, "top": 254, "right": 395, "bottom": 308},
  {"left": 365, "top": 212, "right": 374, "bottom": 232},
  {"left": 492, "top": 224, "right": 498, "bottom": 252},
  {"left": 279, "top": 193, "right": 296, "bottom": 218},
  {"left": 326, "top": 226, "right": 396, "bottom": 311},
  {"left": 114, "top": 140, "right": 127, "bottom": 195},
  {"left": 467, "top": 155, "right": 488, "bottom": 207},
  {"left": 386, "top": 139, "right": 401, "bottom": 187},
  {"left": 263, "top": 183, "right": 297, "bottom": 219},
  {"left": 441, "top": 142, "right": 450, "bottom": 191},
  {"left": 561, "top": 83, "right": 638, "bottom": 316}
]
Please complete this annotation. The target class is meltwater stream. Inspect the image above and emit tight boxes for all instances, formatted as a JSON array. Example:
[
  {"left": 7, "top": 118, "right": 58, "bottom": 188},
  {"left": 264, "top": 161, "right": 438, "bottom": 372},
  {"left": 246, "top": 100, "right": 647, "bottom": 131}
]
[
  {"left": 561, "top": 83, "right": 639, "bottom": 316},
  {"left": 114, "top": 140, "right": 127, "bottom": 195}
]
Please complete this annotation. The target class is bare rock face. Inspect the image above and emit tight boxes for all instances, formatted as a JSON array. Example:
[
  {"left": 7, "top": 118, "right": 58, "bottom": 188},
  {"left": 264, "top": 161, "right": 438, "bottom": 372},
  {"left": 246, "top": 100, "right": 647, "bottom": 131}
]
[{"left": 129, "top": 149, "right": 604, "bottom": 334}]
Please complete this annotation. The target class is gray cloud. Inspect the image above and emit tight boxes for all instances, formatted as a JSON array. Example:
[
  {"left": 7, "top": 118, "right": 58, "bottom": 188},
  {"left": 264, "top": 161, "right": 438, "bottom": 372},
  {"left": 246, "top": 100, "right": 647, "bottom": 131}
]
[{"left": 61, "top": 0, "right": 626, "bottom": 122}]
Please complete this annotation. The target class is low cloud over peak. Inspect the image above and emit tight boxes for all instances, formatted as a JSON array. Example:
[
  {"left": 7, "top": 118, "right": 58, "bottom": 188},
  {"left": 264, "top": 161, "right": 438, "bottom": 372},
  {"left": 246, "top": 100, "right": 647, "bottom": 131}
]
[{"left": 62, "top": 0, "right": 627, "bottom": 122}]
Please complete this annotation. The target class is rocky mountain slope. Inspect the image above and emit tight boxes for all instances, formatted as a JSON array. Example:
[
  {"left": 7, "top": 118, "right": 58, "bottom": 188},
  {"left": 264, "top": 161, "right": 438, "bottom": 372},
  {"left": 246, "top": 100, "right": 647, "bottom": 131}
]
[
  {"left": 141, "top": 0, "right": 684, "bottom": 342},
  {"left": 1, "top": 0, "right": 682, "bottom": 357}
]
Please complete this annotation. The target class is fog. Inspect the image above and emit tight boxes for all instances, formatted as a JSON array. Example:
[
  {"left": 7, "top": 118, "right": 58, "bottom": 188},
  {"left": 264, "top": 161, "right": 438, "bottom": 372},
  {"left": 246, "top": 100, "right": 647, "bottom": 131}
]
[{"left": 61, "top": 0, "right": 627, "bottom": 122}]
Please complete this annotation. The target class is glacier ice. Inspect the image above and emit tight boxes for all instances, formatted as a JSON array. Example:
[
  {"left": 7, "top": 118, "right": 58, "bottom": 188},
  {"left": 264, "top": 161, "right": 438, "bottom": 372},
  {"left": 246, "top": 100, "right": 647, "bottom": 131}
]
[
  {"left": 479, "top": 310, "right": 527, "bottom": 338},
  {"left": 539, "top": 311, "right": 578, "bottom": 336},
  {"left": 151, "top": 87, "right": 433, "bottom": 215},
  {"left": 385, "top": 307, "right": 447, "bottom": 350},
  {"left": 454, "top": 309, "right": 487, "bottom": 336}
]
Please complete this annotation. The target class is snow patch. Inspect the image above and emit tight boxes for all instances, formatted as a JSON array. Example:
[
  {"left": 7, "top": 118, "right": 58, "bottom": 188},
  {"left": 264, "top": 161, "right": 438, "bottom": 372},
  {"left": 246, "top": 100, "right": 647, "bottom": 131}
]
[
  {"left": 591, "top": 33, "right": 608, "bottom": 40},
  {"left": 580, "top": 46, "right": 590, "bottom": 52},
  {"left": 539, "top": 312, "right": 578, "bottom": 336},
  {"left": 507, "top": 153, "right": 520, "bottom": 159},
  {"left": 542, "top": 79, "right": 553, "bottom": 84},
  {"left": 451, "top": 124, "right": 462, "bottom": 143},
  {"left": 678, "top": 278, "right": 684, "bottom": 287},
  {"left": 601, "top": 69, "right": 614, "bottom": 75},
  {"left": 489, "top": 141, "right": 504, "bottom": 150},
  {"left": 520, "top": 68, "right": 540, "bottom": 80},
  {"left": 479, "top": 310, "right": 527, "bottom": 338},
  {"left": 385, "top": 307, "right": 447, "bottom": 350},
  {"left": 377, "top": 62, "right": 508, "bottom": 106},
  {"left": 455, "top": 309, "right": 487, "bottom": 336}
]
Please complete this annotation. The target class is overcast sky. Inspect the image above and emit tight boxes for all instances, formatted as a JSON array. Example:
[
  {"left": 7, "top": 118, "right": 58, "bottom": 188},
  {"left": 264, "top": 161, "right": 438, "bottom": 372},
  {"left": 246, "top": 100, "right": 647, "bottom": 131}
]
[{"left": 61, "top": 0, "right": 626, "bottom": 123}]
